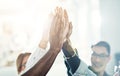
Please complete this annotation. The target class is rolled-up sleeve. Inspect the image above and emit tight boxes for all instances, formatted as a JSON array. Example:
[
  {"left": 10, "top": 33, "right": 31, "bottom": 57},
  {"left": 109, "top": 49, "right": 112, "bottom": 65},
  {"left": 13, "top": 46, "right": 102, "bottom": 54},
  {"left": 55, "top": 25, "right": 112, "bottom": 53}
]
[{"left": 20, "top": 47, "right": 47, "bottom": 75}]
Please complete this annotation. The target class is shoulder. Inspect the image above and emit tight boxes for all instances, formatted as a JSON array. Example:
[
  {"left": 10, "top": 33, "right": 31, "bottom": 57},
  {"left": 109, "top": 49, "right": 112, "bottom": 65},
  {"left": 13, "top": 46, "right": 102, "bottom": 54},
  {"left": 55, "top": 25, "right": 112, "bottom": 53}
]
[{"left": 73, "top": 61, "right": 96, "bottom": 76}]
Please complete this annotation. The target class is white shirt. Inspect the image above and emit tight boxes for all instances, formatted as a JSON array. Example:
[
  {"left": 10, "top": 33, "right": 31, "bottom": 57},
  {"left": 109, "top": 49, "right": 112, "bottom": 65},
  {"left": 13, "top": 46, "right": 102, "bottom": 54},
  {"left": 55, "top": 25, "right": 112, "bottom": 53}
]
[{"left": 19, "top": 47, "right": 47, "bottom": 75}]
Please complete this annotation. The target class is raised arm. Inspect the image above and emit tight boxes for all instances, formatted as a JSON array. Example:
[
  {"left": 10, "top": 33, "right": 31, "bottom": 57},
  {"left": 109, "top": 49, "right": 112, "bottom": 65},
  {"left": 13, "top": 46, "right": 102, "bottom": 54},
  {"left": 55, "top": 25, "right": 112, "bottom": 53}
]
[
  {"left": 22, "top": 7, "right": 70, "bottom": 76},
  {"left": 62, "top": 40, "right": 80, "bottom": 75},
  {"left": 62, "top": 19, "right": 80, "bottom": 75},
  {"left": 62, "top": 12, "right": 96, "bottom": 76}
]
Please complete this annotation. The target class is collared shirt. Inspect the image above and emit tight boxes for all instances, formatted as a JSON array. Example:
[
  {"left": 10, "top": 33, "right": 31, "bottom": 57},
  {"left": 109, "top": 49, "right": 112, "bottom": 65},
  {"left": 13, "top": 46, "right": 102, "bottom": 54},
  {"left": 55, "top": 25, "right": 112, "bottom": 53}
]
[
  {"left": 88, "top": 66, "right": 110, "bottom": 76},
  {"left": 64, "top": 55, "right": 96, "bottom": 76},
  {"left": 64, "top": 55, "right": 110, "bottom": 76},
  {"left": 62, "top": 47, "right": 110, "bottom": 76}
]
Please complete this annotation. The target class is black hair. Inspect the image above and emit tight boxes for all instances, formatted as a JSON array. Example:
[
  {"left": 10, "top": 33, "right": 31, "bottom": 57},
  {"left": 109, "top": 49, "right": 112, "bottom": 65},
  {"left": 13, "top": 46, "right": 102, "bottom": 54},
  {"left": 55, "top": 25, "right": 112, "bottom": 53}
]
[{"left": 91, "top": 41, "right": 111, "bottom": 55}]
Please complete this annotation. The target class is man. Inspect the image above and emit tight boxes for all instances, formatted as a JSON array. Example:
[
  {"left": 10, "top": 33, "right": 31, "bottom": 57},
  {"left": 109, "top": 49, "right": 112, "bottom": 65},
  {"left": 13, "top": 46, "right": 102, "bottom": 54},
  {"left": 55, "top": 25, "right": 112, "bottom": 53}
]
[
  {"left": 62, "top": 22, "right": 111, "bottom": 76},
  {"left": 20, "top": 7, "right": 71, "bottom": 76}
]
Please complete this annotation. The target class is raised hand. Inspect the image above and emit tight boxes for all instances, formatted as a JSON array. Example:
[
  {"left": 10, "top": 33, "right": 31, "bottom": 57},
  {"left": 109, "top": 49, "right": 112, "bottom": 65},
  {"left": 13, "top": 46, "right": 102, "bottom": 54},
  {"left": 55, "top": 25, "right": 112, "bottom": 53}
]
[
  {"left": 21, "top": 7, "right": 71, "bottom": 76},
  {"left": 66, "top": 22, "right": 72, "bottom": 39},
  {"left": 49, "top": 7, "right": 70, "bottom": 52},
  {"left": 61, "top": 11, "right": 75, "bottom": 57}
]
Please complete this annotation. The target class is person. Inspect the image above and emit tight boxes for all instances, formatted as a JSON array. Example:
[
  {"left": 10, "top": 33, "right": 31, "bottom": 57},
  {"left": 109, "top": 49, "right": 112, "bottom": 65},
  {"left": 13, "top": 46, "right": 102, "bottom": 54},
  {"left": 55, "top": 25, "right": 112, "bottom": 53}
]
[
  {"left": 16, "top": 13, "right": 49, "bottom": 74},
  {"left": 19, "top": 7, "right": 71, "bottom": 76},
  {"left": 16, "top": 26, "right": 49, "bottom": 74},
  {"left": 62, "top": 19, "right": 111, "bottom": 76},
  {"left": 16, "top": 52, "right": 31, "bottom": 74}
]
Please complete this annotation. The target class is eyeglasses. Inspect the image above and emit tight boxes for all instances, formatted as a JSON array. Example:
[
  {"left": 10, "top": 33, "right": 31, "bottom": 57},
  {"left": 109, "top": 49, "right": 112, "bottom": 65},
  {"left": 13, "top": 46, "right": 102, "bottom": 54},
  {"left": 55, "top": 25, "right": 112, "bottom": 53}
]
[{"left": 92, "top": 52, "right": 109, "bottom": 59}]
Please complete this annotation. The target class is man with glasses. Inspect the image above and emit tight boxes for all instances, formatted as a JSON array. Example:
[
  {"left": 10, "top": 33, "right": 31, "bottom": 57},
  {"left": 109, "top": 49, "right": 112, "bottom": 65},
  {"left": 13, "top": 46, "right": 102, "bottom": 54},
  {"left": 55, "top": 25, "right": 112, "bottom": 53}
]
[
  {"left": 62, "top": 40, "right": 111, "bottom": 76},
  {"left": 89, "top": 41, "right": 111, "bottom": 76},
  {"left": 62, "top": 23, "right": 111, "bottom": 76}
]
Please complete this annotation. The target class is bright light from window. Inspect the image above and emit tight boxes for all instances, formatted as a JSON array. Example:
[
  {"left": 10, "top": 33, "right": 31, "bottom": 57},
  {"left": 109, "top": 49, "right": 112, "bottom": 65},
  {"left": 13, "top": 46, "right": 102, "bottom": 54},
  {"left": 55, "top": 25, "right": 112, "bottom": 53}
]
[{"left": 91, "top": 10, "right": 101, "bottom": 26}]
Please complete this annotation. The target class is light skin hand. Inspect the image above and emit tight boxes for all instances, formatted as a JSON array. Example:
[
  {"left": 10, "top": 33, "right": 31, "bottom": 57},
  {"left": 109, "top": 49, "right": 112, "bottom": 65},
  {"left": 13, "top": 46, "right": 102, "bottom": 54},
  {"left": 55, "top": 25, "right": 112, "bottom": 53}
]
[
  {"left": 62, "top": 14, "right": 75, "bottom": 56},
  {"left": 21, "top": 7, "right": 70, "bottom": 76},
  {"left": 49, "top": 7, "right": 70, "bottom": 52}
]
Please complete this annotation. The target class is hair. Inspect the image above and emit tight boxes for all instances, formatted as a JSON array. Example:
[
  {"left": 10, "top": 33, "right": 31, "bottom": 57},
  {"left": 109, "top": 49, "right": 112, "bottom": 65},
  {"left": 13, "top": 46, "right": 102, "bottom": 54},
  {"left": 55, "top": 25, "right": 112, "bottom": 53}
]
[
  {"left": 91, "top": 41, "right": 111, "bottom": 55},
  {"left": 16, "top": 52, "right": 31, "bottom": 74}
]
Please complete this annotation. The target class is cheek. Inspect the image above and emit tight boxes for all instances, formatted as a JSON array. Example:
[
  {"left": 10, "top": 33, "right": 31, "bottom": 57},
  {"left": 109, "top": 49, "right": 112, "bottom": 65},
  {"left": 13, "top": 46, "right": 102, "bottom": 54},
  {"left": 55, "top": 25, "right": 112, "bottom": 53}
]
[
  {"left": 91, "top": 57, "right": 94, "bottom": 63},
  {"left": 102, "top": 59, "right": 108, "bottom": 64},
  {"left": 99, "top": 60, "right": 108, "bottom": 67},
  {"left": 91, "top": 57, "right": 103, "bottom": 64}
]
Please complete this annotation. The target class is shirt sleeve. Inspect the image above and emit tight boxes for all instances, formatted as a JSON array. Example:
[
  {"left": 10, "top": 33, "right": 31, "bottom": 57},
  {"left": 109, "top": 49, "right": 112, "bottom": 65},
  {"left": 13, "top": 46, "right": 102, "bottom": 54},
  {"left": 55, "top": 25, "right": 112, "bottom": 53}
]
[
  {"left": 65, "top": 55, "right": 80, "bottom": 74},
  {"left": 62, "top": 47, "right": 80, "bottom": 74},
  {"left": 19, "top": 47, "right": 47, "bottom": 75},
  {"left": 63, "top": 48, "right": 96, "bottom": 76},
  {"left": 73, "top": 61, "right": 97, "bottom": 76}
]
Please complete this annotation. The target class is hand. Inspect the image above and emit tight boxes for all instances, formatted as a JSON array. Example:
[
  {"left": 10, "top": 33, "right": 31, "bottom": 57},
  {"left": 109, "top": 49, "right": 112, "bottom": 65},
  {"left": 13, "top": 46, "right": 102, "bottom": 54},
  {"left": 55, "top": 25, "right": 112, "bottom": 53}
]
[
  {"left": 66, "top": 22, "right": 72, "bottom": 39},
  {"left": 49, "top": 7, "right": 70, "bottom": 52},
  {"left": 62, "top": 20, "right": 75, "bottom": 57},
  {"left": 62, "top": 39, "right": 75, "bottom": 56}
]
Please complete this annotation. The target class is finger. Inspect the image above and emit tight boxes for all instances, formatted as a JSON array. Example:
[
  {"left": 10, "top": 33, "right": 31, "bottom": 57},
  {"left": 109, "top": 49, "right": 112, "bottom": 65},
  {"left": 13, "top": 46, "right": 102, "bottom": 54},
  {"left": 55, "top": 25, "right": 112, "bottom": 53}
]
[
  {"left": 50, "top": 7, "right": 59, "bottom": 32},
  {"left": 64, "top": 9, "right": 69, "bottom": 28},
  {"left": 69, "top": 22, "right": 73, "bottom": 36},
  {"left": 55, "top": 15, "right": 61, "bottom": 34},
  {"left": 66, "top": 22, "right": 72, "bottom": 39},
  {"left": 50, "top": 7, "right": 61, "bottom": 38},
  {"left": 55, "top": 7, "right": 62, "bottom": 34},
  {"left": 50, "top": 14, "right": 57, "bottom": 38},
  {"left": 58, "top": 9, "right": 69, "bottom": 40},
  {"left": 64, "top": 9, "right": 68, "bottom": 22},
  {"left": 55, "top": 7, "right": 59, "bottom": 14},
  {"left": 56, "top": 7, "right": 64, "bottom": 35}
]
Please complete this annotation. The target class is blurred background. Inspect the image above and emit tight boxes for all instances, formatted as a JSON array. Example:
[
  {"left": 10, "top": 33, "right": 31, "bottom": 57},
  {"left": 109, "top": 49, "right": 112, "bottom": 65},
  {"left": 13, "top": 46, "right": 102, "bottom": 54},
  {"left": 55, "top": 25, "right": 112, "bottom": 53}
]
[{"left": 0, "top": 0, "right": 120, "bottom": 76}]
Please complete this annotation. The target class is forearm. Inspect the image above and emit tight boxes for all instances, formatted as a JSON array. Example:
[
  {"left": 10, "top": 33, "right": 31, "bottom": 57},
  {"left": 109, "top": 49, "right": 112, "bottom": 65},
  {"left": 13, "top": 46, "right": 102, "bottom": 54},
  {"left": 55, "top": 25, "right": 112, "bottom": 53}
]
[
  {"left": 22, "top": 48, "right": 60, "bottom": 76},
  {"left": 65, "top": 55, "right": 80, "bottom": 74},
  {"left": 62, "top": 40, "right": 81, "bottom": 74},
  {"left": 63, "top": 47, "right": 80, "bottom": 74},
  {"left": 62, "top": 39, "right": 75, "bottom": 57},
  {"left": 35, "top": 48, "right": 60, "bottom": 75}
]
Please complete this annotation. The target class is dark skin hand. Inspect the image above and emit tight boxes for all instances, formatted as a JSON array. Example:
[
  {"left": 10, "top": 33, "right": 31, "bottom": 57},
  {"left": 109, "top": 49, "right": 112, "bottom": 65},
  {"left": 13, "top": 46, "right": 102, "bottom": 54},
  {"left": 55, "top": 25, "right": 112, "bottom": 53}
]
[{"left": 21, "top": 7, "right": 70, "bottom": 76}]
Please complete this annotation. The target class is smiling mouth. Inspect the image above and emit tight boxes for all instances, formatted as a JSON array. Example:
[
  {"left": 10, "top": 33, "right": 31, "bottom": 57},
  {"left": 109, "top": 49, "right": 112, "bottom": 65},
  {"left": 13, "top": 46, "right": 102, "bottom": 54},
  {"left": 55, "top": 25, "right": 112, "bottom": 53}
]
[{"left": 92, "top": 63, "right": 101, "bottom": 68}]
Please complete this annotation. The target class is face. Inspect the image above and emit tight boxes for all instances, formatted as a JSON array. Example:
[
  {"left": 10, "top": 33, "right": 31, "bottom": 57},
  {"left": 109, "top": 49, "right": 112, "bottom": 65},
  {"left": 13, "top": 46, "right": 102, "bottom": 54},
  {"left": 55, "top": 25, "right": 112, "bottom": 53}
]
[
  {"left": 20, "top": 55, "right": 29, "bottom": 72},
  {"left": 91, "top": 46, "right": 110, "bottom": 73}
]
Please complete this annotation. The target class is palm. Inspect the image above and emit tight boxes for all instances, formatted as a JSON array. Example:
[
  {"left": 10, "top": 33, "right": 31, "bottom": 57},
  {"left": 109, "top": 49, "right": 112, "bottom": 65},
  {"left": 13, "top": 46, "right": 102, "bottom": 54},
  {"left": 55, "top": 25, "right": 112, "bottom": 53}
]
[{"left": 49, "top": 7, "right": 70, "bottom": 52}]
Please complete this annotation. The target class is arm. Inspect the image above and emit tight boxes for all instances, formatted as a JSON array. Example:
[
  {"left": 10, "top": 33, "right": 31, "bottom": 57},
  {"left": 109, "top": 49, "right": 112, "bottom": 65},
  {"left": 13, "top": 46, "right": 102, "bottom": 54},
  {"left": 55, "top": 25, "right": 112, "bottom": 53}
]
[
  {"left": 22, "top": 7, "right": 70, "bottom": 76},
  {"left": 61, "top": 16, "right": 80, "bottom": 74},
  {"left": 62, "top": 39, "right": 80, "bottom": 74},
  {"left": 62, "top": 33, "right": 96, "bottom": 76},
  {"left": 22, "top": 48, "right": 60, "bottom": 76},
  {"left": 62, "top": 16, "right": 96, "bottom": 76}
]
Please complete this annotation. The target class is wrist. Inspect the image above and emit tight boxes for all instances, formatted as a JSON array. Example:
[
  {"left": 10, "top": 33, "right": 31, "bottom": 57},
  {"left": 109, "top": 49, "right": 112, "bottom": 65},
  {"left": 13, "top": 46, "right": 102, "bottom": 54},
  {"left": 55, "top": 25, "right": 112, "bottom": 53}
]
[
  {"left": 49, "top": 47, "right": 61, "bottom": 53},
  {"left": 63, "top": 44, "right": 75, "bottom": 55},
  {"left": 64, "top": 52, "right": 76, "bottom": 60}
]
